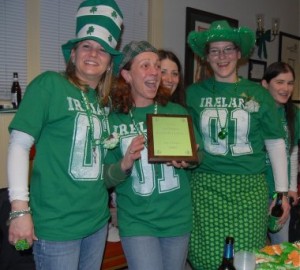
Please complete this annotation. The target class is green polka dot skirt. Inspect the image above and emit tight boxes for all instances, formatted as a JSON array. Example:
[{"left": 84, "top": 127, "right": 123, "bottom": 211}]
[{"left": 188, "top": 172, "right": 268, "bottom": 270}]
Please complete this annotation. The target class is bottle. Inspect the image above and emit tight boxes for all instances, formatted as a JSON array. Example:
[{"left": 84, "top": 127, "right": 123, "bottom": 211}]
[
  {"left": 218, "top": 236, "right": 236, "bottom": 270},
  {"left": 268, "top": 192, "right": 284, "bottom": 233},
  {"left": 11, "top": 72, "right": 22, "bottom": 108}
]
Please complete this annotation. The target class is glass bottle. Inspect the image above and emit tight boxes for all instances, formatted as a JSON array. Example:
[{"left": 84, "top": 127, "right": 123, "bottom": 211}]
[
  {"left": 11, "top": 72, "right": 22, "bottom": 108},
  {"left": 268, "top": 192, "right": 284, "bottom": 233},
  {"left": 218, "top": 236, "right": 236, "bottom": 270}
]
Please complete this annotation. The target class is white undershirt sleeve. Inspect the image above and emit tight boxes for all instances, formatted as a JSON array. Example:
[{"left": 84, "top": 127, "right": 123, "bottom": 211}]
[
  {"left": 264, "top": 138, "right": 288, "bottom": 192},
  {"left": 289, "top": 145, "right": 298, "bottom": 192},
  {"left": 7, "top": 130, "right": 35, "bottom": 202}
]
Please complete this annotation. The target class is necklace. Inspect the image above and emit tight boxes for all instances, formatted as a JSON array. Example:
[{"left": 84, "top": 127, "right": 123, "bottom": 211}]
[
  {"left": 212, "top": 79, "right": 239, "bottom": 140},
  {"left": 129, "top": 102, "right": 158, "bottom": 147},
  {"left": 81, "top": 91, "right": 109, "bottom": 162}
]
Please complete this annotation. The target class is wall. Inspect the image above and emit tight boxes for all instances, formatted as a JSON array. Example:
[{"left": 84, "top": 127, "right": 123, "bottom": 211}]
[
  {"left": 10, "top": 0, "right": 300, "bottom": 83},
  {"left": 0, "top": 113, "right": 15, "bottom": 188},
  {"left": 161, "top": 0, "right": 299, "bottom": 79}
]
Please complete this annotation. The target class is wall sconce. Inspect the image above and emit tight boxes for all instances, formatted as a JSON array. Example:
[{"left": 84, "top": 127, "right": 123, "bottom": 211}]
[
  {"left": 256, "top": 14, "right": 280, "bottom": 42},
  {"left": 255, "top": 14, "right": 280, "bottom": 59}
]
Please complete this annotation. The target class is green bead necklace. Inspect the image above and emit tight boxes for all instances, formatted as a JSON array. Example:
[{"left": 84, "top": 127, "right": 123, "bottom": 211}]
[
  {"left": 81, "top": 91, "right": 109, "bottom": 162},
  {"left": 212, "top": 79, "right": 239, "bottom": 140},
  {"left": 129, "top": 102, "right": 158, "bottom": 147}
]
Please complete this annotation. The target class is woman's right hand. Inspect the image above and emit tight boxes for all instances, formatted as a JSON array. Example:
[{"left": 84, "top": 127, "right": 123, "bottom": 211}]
[
  {"left": 9, "top": 214, "right": 36, "bottom": 247},
  {"left": 288, "top": 190, "right": 299, "bottom": 206},
  {"left": 8, "top": 200, "right": 37, "bottom": 247},
  {"left": 121, "top": 135, "right": 145, "bottom": 172}
]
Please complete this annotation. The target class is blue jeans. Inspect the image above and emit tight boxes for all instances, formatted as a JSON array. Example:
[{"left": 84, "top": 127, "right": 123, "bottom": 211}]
[
  {"left": 121, "top": 234, "right": 190, "bottom": 270},
  {"left": 33, "top": 224, "right": 108, "bottom": 270}
]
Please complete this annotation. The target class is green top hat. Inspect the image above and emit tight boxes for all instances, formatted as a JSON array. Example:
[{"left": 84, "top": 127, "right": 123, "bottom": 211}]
[
  {"left": 61, "top": 0, "right": 123, "bottom": 66},
  {"left": 188, "top": 20, "right": 255, "bottom": 58}
]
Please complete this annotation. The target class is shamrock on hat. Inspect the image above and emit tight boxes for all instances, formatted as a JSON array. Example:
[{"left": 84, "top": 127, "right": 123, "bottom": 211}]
[
  {"left": 188, "top": 20, "right": 255, "bottom": 59},
  {"left": 61, "top": 0, "right": 123, "bottom": 70}
]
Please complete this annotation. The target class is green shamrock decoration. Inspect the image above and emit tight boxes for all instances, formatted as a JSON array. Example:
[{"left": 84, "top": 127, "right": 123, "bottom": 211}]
[
  {"left": 87, "top": 26, "right": 95, "bottom": 35},
  {"left": 15, "top": 239, "right": 30, "bottom": 251},
  {"left": 111, "top": 11, "right": 117, "bottom": 19},
  {"left": 90, "top": 6, "right": 97, "bottom": 14}
]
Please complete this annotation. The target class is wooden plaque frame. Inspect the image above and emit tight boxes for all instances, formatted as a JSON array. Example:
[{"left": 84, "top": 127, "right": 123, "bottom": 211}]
[{"left": 147, "top": 114, "right": 198, "bottom": 163}]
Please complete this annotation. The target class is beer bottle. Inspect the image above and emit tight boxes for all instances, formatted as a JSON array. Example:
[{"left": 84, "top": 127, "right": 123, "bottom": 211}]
[
  {"left": 11, "top": 72, "right": 22, "bottom": 108},
  {"left": 218, "top": 236, "right": 236, "bottom": 270},
  {"left": 268, "top": 192, "right": 284, "bottom": 233}
]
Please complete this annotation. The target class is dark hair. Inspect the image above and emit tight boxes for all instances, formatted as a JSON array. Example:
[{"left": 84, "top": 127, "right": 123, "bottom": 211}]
[
  {"left": 110, "top": 58, "right": 170, "bottom": 114},
  {"left": 262, "top": 62, "right": 296, "bottom": 146},
  {"left": 157, "top": 49, "right": 186, "bottom": 106}
]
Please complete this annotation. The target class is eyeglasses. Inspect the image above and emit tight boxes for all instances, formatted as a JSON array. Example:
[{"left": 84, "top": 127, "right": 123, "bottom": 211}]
[{"left": 208, "top": 46, "right": 237, "bottom": 57}]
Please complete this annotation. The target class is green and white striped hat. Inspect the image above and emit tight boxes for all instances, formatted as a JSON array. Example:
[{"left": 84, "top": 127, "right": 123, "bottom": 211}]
[{"left": 62, "top": 0, "right": 123, "bottom": 63}]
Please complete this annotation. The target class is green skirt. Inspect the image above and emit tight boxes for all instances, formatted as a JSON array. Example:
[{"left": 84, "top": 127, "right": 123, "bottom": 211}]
[{"left": 188, "top": 172, "right": 268, "bottom": 270}]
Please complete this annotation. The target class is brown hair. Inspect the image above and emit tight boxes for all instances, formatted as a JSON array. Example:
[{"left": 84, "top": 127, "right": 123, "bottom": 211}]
[
  {"left": 262, "top": 62, "right": 296, "bottom": 146},
  {"left": 111, "top": 60, "right": 170, "bottom": 114},
  {"left": 158, "top": 49, "right": 186, "bottom": 107}
]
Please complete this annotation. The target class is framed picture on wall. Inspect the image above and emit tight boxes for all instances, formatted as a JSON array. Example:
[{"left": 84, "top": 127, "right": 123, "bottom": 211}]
[
  {"left": 184, "top": 7, "right": 238, "bottom": 87},
  {"left": 279, "top": 32, "right": 300, "bottom": 103},
  {"left": 248, "top": 59, "right": 266, "bottom": 82}
]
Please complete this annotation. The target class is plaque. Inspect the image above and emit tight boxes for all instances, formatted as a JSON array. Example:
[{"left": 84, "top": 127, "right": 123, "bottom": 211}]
[{"left": 147, "top": 114, "right": 198, "bottom": 163}]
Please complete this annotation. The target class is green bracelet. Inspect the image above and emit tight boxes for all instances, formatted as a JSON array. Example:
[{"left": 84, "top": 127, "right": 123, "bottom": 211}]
[
  {"left": 272, "top": 192, "right": 289, "bottom": 199},
  {"left": 15, "top": 239, "right": 30, "bottom": 251}
]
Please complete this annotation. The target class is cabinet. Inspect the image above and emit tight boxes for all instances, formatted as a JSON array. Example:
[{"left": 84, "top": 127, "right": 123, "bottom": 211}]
[{"left": 0, "top": 111, "right": 15, "bottom": 189}]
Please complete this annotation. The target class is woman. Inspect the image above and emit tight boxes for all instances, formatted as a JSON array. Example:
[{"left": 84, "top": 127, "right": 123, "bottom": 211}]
[
  {"left": 105, "top": 40, "right": 201, "bottom": 270},
  {"left": 7, "top": 0, "right": 123, "bottom": 269},
  {"left": 262, "top": 62, "right": 300, "bottom": 244},
  {"left": 158, "top": 49, "right": 186, "bottom": 106},
  {"left": 186, "top": 20, "right": 290, "bottom": 269}
]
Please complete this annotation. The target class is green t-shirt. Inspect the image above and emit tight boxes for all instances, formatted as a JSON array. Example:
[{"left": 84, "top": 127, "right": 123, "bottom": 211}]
[
  {"left": 105, "top": 102, "right": 200, "bottom": 237},
  {"left": 9, "top": 71, "right": 110, "bottom": 241},
  {"left": 186, "top": 77, "right": 285, "bottom": 174},
  {"left": 265, "top": 105, "right": 300, "bottom": 197}
]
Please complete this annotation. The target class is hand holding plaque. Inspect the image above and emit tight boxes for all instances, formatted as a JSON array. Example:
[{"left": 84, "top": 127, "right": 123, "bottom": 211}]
[{"left": 147, "top": 114, "right": 198, "bottom": 163}]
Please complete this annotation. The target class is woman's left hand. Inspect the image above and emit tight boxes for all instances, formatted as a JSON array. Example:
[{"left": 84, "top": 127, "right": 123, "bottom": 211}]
[
  {"left": 166, "top": 160, "right": 190, "bottom": 169},
  {"left": 276, "top": 195, "right": 291, "bottom": 225}
]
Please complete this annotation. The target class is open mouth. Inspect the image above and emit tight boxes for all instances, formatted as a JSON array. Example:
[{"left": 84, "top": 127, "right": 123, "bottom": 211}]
[
  {"left": 145, "top": 80, "right": 158, "bottom": 90},
  {"left": 84, "top": 59, "right": 99, "bottom": 66}
]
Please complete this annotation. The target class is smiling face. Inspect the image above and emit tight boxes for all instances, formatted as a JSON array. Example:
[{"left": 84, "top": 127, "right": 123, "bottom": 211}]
[
  {"left": 262, "top": 71, "right": 295, "bottom": 105},
  {"left": 160, "top": 58, "right": 179, "bottom": 94},
  {"left": 71, "top": 40, "right": 111, "bottom": 88},
  {"left": 207, "top": 41, "right": 241, "bottom": 82},
  {"left": 121, "top": 51, "right": 161, "bottom": 107}
]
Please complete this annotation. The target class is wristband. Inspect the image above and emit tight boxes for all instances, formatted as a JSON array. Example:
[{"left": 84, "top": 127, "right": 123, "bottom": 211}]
[{"left": 6, "top": 208, "right": 32, "bottom": 226}]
